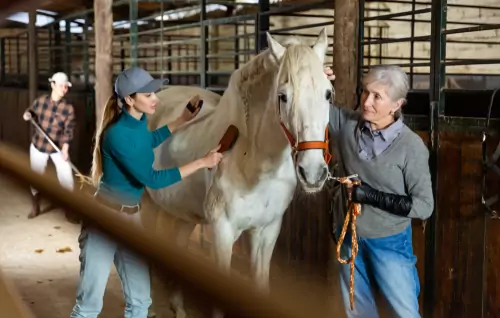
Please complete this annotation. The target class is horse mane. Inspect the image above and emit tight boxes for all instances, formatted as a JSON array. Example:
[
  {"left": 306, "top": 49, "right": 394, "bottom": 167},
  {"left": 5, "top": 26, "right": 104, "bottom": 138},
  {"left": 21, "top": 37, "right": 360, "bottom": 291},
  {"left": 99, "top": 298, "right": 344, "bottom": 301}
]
[
  {"left": 278, "top": 38, "right": 326, "bottom": 138},
  {"left": 225, "top": 35, "right": 327, "bottom": 140},
  {"left": 230, "top": 35, "right": 313, "bottom": 96}
]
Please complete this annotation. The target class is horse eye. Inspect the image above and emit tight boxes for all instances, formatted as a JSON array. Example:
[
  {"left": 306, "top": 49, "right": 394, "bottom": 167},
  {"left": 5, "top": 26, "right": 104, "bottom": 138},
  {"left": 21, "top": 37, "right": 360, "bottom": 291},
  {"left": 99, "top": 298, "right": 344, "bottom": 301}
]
[
  {"left": 325, "top": 90, "right": 332, "bottom": 101},
  {"left": 279, "top": 94, "right": 288, "bottom": 103}
]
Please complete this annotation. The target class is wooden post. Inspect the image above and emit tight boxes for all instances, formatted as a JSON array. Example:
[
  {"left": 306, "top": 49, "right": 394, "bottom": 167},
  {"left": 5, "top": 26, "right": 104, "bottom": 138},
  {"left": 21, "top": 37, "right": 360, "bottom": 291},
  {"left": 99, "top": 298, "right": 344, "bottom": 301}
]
[
  {"left": 28, "top": 10, "right": 37, "bottom": 103},
  {"left": 327, "top": 0, "right": 360, "bottom": 315},
  {"left": 333, "top": 0, "right": 359, "bottom": 109},
  {"left": 94, "top": 0, "right": 114, "bottom": 124}
]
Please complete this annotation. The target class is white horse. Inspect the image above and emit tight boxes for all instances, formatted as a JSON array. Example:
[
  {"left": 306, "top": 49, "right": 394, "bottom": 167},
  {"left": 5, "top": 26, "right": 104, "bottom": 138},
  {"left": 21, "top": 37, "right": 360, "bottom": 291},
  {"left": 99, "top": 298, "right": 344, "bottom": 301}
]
[{"left": 143, "top": 28, "right": 333, "bottom": 317}]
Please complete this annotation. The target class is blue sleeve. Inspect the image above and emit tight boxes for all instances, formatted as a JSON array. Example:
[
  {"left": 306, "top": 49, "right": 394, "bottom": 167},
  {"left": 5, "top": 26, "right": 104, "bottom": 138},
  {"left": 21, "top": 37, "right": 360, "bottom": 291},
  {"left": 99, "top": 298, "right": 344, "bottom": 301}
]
[
  {"left": 105, "top": 130, "right": 182, "bottom": 190},
  {"left": 151, "top": 125, "right": 172, "bottom": 148}
]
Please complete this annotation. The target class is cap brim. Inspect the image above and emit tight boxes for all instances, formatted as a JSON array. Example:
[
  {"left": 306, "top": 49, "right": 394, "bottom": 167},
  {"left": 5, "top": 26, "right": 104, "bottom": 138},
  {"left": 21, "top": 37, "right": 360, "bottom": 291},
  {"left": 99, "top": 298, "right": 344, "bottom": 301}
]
[
  {"left": 136, "top": 78, "right": 169, "bottom": 93},
  {"left": 49, "top": 78, "right": 72, "bottom": 87}
]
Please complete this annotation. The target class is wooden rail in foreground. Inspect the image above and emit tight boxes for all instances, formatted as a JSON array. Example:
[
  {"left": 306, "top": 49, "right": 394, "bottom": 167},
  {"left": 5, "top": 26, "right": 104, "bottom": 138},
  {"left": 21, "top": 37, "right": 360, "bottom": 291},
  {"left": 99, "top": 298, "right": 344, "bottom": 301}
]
[
  {"left": 0, "top": 142, "right": 330, "bottom": 317},
  {"left": 0, "top": 269, "right": 36, "bottom": 318}
]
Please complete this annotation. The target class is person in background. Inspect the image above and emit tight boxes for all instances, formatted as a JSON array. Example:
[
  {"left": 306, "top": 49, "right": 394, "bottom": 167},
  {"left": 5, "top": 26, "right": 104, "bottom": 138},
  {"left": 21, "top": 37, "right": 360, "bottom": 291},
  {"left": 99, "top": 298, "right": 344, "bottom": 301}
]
[
  {"left": 325, "top": 65, "right": 433, "bottom": 318},
  {"left": 70, "top": 67, "right": 223, "bottom": 318},
  {"left": 22, "top": 71, "right": 78, "bottom": 223}
]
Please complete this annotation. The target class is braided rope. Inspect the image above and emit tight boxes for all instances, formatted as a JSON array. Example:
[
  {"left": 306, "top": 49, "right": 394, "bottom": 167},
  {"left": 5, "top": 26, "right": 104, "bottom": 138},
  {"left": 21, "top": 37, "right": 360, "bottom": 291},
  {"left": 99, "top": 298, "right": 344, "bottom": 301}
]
[{"left": 335, "top": 178, "right": 362, "bottom": 311}]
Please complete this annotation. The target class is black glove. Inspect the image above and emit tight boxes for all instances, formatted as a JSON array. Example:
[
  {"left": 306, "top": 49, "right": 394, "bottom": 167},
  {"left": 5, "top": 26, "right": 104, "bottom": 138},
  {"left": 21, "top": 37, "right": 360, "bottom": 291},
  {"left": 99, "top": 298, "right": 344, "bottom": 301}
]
[{"left": 351, "top": 182, "right": 413, "bottom": 217}]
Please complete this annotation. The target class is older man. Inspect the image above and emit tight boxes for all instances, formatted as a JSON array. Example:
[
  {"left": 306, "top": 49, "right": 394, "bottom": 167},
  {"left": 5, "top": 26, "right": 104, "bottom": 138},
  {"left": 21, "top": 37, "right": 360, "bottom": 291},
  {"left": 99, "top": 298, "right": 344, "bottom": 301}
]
[{"left": 23, "top": 72, "right": 78, "bottom": 223}]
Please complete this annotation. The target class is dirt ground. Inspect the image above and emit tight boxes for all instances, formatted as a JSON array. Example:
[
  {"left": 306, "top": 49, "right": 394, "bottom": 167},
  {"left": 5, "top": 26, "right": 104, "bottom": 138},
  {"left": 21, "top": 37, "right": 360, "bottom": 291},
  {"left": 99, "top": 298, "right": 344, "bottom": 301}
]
[
  {"left": 0, "top": 175, "right": 180, "bottom": 318},
  {"left": 0, "top": 173, "right": 344, "bottom": 318}
]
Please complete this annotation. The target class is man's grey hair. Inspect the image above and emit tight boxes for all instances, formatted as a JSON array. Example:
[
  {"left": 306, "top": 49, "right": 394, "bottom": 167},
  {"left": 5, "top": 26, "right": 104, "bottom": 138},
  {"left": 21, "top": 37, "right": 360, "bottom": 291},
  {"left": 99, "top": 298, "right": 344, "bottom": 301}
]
[{"left": 361, "top": 65, "right": 410, "bottom": 119}]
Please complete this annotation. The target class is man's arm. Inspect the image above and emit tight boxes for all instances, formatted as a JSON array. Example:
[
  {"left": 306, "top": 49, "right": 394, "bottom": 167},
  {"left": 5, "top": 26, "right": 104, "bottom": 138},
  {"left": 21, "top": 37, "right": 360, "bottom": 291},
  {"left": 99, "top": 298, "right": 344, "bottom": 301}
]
[
  {"left": 23, "top": 97, "right": 42, "bottom": 121},
  {"left": 61, "top": 104, "right": 76, "bottom": 153}
]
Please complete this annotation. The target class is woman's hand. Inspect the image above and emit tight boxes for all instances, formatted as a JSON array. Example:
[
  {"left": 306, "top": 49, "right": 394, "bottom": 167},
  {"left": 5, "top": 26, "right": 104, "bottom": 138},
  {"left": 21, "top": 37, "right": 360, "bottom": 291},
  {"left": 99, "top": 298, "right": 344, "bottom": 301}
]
[
  {"left": 178, "top": 144, "right": 223, "bottom": 179},
  {"left": 324, "top": 66, "right": 336, "bottom": 81},
  {"left": 168, "top": 99, "right": 204, "bottom": 133},
  {"left": 201, "top": 145, "right": 223, "bottom": 169},
  {"left": 180, "top": 99, "right": 204, "bottom": 123}
]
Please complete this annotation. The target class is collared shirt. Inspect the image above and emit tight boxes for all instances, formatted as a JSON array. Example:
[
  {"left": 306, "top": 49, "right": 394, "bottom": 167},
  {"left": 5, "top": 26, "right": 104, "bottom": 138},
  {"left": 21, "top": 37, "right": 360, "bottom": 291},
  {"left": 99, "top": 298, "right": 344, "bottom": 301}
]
[
  {"left": 29, "top": 94, "right": 75, "bottom": 153},
  {"left": 358, "top": 118, "right": 403, "bottom": 159}
]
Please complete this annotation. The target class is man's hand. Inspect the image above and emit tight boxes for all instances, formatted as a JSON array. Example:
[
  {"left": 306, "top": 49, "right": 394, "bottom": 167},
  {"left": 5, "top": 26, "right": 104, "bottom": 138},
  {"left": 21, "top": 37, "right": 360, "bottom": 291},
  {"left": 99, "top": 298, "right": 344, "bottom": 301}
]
[{"left": 23, "top": 111, "right": 32, "bottom": 121}]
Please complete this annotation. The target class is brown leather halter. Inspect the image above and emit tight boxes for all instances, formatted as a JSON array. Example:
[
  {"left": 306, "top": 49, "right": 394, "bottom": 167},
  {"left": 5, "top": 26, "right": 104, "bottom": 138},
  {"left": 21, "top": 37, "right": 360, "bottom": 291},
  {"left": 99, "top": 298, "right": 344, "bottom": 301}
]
[
  {"left": 276, "top": 93, "right": 332, "bottom": 164},
  {"left": 279, "top": 122, "right": 332, "bottom": 165}
]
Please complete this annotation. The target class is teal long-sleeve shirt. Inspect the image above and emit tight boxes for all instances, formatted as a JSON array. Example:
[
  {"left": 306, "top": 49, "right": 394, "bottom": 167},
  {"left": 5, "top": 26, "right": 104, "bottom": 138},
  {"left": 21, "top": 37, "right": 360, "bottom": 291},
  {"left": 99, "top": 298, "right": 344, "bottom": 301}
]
[{"left": 98, "top": 108, "right": 182, "bottom": 205}]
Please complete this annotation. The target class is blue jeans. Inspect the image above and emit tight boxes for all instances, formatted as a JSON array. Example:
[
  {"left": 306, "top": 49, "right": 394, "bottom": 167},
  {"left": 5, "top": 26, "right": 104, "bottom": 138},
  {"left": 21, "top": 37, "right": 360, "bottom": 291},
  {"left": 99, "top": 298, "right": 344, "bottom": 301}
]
[
  {"left": 337, "top": 225, "right": 420, "bottom": 318},
  {"left": 70, "top": 216, "right": 152, "bottom": 318}
]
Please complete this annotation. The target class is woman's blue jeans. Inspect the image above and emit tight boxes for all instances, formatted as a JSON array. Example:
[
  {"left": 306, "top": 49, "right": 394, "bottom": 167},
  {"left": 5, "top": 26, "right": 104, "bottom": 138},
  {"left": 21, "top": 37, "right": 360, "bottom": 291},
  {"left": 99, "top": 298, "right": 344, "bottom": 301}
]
[
  {"left": 337, "top": 225, "right": 421, "bottom": 318},
  {"left": 70, "top": 213, "right": 151, "bottom": 318}
]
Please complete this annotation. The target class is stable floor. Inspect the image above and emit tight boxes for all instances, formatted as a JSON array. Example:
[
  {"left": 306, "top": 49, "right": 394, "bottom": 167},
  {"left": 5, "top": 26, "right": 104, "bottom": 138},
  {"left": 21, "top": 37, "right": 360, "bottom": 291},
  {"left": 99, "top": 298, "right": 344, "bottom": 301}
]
[
  {"left": 0, "top": 175, "right": 180, "bottom": 318},
  {"left": 0, "top": 173, "right": 342, "bottom": 318}
]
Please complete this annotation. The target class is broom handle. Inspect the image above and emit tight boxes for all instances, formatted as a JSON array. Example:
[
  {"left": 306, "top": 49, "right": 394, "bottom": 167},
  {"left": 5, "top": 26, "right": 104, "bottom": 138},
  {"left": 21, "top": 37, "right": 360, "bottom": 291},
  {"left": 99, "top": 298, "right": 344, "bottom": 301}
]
[{"left": 29, "top": 118, "right": 83, "bottom": 177}]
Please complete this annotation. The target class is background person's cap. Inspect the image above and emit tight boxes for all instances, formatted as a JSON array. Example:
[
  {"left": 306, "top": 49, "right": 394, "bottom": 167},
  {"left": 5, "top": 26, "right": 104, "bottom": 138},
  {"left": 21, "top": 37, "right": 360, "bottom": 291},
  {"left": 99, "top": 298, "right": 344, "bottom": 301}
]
[
  {"left": 49, "top": 72, "right": 72, "bottom": 87},
  {"left": 114, "top": 67, "right": 169, "bottom": 99}
]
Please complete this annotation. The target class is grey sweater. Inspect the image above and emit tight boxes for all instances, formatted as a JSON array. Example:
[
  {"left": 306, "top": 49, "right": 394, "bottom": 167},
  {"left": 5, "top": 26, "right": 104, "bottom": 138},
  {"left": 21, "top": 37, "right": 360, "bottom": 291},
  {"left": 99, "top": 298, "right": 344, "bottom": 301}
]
[{"left": 329, "top": 106, "right": 434, "bottom": 238}]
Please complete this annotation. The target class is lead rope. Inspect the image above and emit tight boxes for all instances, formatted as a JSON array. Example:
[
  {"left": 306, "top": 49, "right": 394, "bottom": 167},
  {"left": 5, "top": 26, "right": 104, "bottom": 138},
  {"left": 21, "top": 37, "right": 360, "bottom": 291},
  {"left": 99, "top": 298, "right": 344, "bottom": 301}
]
[{"left": 335, "top": 177, "right": 362, "bottom": 311}]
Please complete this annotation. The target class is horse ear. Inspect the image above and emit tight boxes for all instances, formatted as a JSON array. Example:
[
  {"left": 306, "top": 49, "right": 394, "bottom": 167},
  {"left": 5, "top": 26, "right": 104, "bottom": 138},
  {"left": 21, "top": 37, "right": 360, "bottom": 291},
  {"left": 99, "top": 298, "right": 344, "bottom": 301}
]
[
  {"left": 266, "top": 32, "right": 286, "bottom": 63},
  {"left": 312, "top": 27, "right": 328, "bottom": 64}
]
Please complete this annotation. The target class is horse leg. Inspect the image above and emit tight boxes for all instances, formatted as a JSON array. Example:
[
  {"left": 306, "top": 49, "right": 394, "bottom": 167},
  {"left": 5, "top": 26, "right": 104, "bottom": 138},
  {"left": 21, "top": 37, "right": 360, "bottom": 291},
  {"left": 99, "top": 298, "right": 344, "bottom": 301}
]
[
  {"left": 211, "top": 215, "right": 239, "bottom": 318},
  {"left": 249, "top": 218, "right": 283, "bottom": 293},
  {"left": 169, "top": 219, "right": 197, "bottom": 318}
]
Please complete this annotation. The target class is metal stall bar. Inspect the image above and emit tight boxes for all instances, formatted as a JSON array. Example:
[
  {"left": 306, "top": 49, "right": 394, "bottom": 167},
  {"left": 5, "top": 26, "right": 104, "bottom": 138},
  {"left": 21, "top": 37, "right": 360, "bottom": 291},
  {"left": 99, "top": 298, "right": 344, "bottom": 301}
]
[
  {"left": 200, "top": 0, "right": 208, "bottom": 88},
  {"left": 0, "top": 38, "right": 4, "bottom": 82},
  {"left": 129, "top": 0, "right": 138, "bottom": 67},
  {"left": 357, "top": 0, "right": 433, "bottom": 83},
  {"left": 426, "top": 1, "right": 447, "bottom": 318},
  {"left": 257, "top": 0, "right": 270, "bottom": 52}
]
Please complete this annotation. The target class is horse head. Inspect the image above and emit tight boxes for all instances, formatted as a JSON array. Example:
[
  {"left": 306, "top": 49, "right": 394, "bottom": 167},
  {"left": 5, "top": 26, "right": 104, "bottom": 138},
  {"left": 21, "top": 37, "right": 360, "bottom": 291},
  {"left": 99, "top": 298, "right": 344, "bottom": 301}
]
[{"left": 266, "top": 27, "right": 332, "bottom": 193}]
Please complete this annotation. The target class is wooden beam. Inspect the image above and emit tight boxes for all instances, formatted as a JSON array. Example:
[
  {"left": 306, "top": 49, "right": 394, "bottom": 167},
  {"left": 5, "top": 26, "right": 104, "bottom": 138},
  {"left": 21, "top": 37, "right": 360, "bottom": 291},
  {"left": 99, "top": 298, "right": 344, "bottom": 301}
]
[
  {"left": 327, "top": 0, "right": 360, "bottom": 314},
  {"left": 28, "top": 10, "right": 37, "bottom": 103},
  {"left": 0, "top": 269, "right": 35, "bottom": 318},
  {"left": 333, "top": 0, "right": 359, "bottom": 109},
  {"left": 94, "top": 0, "right": 113, "bottom": 124}
]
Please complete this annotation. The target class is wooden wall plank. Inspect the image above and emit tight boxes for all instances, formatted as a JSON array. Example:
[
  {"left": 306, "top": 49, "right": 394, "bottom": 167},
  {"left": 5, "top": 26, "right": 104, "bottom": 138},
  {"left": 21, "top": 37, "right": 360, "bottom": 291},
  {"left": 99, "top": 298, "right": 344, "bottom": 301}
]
[{"left": 483, "top": 136, "right": 500, "bottom": 318}]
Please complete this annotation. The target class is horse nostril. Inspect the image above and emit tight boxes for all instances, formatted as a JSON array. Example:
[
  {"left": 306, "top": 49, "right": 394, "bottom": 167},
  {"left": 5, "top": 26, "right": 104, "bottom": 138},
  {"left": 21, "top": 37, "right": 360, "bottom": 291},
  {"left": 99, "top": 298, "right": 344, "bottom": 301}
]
[{"left": 298, "top": 166, "right": 307, "bottom": 181}]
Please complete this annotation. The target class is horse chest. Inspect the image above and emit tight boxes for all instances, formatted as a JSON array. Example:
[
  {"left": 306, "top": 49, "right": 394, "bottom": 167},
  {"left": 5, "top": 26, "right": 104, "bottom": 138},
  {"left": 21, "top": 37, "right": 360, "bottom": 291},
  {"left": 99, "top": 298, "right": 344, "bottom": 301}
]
[{"left": 229, "top": 178, "right": 296, "bottom": 229}]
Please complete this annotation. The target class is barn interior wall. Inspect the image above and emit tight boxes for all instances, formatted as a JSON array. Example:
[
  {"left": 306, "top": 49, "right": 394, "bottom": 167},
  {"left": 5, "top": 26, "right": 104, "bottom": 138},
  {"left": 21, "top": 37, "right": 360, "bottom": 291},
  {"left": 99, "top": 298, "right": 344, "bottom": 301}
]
[
  {"left": 1, "top": 2, "right": 500, "bottom": 317},
  {"left": 364, "top": 0, "right": 500, "bottom": 89}
]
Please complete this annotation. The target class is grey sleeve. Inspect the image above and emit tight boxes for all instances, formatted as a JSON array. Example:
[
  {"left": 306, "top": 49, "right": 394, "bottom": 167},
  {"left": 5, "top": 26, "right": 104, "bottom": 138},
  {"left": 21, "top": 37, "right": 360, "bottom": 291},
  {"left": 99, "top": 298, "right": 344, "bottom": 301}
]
[
  {"left": 404, "top": 137, "right": 434, "bottom": 219},
  {"left": 328, "top": 105, "right": 359, "bottom": 136}
]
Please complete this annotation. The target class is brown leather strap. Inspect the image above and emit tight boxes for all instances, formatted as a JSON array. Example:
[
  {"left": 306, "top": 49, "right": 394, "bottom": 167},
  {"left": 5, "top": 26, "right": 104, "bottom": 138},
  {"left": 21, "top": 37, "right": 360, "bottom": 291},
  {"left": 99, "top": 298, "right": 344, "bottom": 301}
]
[
  {"left": 95, "top": 195, "right": 140, "bottom": 215},
  {"left": 279, "top": 123, "right": 332, "bottom": 165}
]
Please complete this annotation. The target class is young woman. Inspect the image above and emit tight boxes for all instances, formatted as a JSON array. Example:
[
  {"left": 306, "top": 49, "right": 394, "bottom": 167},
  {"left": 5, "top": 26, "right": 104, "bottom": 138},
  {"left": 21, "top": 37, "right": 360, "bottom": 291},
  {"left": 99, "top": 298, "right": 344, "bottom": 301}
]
[
  {"left": 70, "top": 67, "right": 222, "bottom": 318},
  {"left": 325, "top": 65, "right": 433, "bottom": 318}
]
